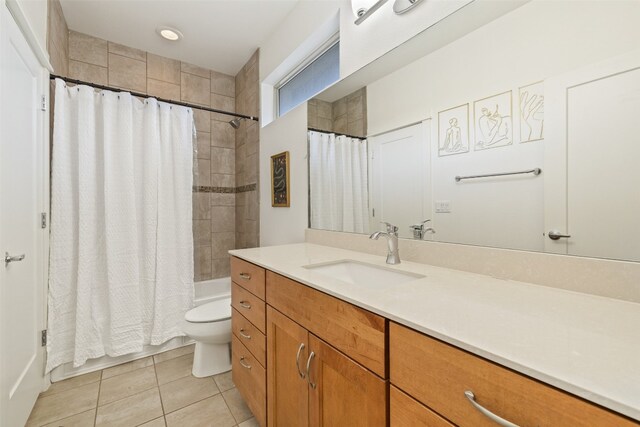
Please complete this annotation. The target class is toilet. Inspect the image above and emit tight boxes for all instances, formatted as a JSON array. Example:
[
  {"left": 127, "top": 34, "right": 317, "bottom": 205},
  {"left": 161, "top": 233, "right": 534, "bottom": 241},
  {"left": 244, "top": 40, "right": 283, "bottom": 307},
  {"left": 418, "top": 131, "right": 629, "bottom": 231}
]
[{"left": 183, "top": 297, "right": 232, "bottom": 377}]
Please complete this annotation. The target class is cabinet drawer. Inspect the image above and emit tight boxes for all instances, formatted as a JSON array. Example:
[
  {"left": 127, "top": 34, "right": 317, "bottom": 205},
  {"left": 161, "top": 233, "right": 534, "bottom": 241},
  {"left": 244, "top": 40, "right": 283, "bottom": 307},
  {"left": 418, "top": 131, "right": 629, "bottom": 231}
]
[
  {"left": 390, "top": 386, "right": 454, "bottom": 427},
  {"left": 232, "top": 282, "right": 266, "bottom": 333},
  {"left": 231, "top": 257, "right": 266, "bottom": 299},
  {"left": 232, "top": 334, "right": 266, "bottom": 427},
  {"left": 266, "top": 271, "right": 386, "bottom": 378},
  {"left": 390, "top": 322, "right": 638, "bottom": 427},
  {"left": 232, "top": 308, "right": 266, "bottom": 368}
]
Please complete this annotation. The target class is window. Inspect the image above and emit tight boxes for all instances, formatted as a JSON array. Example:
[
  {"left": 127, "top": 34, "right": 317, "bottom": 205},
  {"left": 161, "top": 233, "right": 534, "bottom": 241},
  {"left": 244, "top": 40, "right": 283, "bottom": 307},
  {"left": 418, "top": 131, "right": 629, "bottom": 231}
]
[{"left": 277, "top": 40, "right": 340, "bottom": 117}]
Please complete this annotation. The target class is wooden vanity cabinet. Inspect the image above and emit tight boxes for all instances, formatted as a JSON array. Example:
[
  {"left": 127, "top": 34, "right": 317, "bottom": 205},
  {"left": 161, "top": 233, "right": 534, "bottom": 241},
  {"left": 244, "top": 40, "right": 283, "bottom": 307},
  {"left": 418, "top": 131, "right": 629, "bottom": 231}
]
[{"left": 266, "top": 306, "right": 386, "bottom": 427}]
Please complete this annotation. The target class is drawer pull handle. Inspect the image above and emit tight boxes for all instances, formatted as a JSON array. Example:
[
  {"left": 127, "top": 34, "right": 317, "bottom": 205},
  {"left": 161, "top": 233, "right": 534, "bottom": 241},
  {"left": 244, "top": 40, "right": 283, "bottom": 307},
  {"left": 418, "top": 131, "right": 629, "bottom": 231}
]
[
  {"left": 239, "top": 300, "right": 251, "bottom": 309},
  {"left": 306, "top": 351, "right": 316, "bottom": 389},
  {"left": 239, "top": 356, "right": 252, "bottom": 370},
  {"left": 239, "top": 329, "right": 251, "bottom": 340},
  {"left": 239, "top": 272, "right": 251, "bottom": 280},
  {"left": 464, "top": 390, "right": 520, "bottom": 427},
  {"left": 295, "top": 343, "right": 306, "bottom": 379}
]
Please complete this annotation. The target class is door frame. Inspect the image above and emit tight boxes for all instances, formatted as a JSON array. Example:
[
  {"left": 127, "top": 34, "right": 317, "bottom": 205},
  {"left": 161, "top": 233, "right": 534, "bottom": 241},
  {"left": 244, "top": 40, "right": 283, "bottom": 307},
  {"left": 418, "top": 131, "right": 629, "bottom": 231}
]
[{"left": 544, "top": 49, "right": 640, "bottom": 254}]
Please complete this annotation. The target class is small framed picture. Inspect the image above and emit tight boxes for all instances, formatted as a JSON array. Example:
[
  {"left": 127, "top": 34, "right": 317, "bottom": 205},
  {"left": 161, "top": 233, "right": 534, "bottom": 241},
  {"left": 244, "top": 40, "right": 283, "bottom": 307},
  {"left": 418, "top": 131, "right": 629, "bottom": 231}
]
[{"left": 271, "top": 151, "right": 290, "bottom": 207}]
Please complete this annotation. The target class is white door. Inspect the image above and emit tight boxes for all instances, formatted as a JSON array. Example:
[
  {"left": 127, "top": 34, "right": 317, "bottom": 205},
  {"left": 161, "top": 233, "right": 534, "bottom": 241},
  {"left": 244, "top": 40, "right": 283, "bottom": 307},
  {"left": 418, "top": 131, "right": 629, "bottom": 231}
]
[
  {"left": 545, "top": 50, "right": 640, "bottom": 261},
  {"left": 0, "top": 4, "right": 47, "bottom": 426},
  {"left": 369, "top": 121, "right": 431, "bottom": 239}
]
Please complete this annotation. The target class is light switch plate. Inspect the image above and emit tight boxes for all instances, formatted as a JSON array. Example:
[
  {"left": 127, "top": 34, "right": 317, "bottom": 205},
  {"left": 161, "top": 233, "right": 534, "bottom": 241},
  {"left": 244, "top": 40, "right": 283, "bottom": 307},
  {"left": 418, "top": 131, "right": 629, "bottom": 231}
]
[{"left": 435, "top": 200, "right": 451, "bottom": 213}]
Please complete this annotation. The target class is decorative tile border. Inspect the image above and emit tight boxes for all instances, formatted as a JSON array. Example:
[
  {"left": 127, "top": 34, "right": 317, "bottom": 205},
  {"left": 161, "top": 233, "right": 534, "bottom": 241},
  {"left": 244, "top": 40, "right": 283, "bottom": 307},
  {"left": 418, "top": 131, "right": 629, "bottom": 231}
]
[{"left": 193, "top": 183, "right": 256, "bottom": 194}]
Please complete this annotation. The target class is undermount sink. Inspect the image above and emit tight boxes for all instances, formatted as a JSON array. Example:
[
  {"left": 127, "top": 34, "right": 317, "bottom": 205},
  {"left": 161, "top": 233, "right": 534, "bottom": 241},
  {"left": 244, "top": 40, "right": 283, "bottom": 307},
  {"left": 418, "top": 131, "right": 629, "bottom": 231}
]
[{"left": 303, "top": 260, "right": 424, "bottom": 287}]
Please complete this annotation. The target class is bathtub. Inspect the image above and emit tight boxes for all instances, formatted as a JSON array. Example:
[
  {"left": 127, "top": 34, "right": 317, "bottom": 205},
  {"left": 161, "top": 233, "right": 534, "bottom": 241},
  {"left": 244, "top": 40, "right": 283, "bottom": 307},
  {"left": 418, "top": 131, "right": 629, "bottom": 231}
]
[{"left": 50, "top": 277, "right": 231, "bottom": 382}]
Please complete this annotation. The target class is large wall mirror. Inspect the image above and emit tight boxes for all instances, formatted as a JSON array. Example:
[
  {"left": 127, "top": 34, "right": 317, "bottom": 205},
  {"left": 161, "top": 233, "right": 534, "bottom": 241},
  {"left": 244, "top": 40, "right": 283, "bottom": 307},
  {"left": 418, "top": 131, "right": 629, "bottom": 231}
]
[{"left": 307, "top": 0, "right": 640, "bottom": 262}]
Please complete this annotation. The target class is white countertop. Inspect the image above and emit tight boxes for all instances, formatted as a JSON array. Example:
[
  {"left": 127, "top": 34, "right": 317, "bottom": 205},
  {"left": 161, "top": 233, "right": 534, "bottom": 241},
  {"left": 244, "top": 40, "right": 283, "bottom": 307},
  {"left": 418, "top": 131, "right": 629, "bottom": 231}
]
[{"left": 229, "top": 243, "right": 640, "bottom": 421}]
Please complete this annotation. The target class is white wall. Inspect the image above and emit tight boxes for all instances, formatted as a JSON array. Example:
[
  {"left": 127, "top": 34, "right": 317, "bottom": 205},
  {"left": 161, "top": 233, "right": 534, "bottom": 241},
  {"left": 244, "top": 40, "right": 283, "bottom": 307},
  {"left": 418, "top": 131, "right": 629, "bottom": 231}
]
[
  {"left": 259, "top": 103, "right": 309, "bottom": 246},
  {"left": 365, "top": 0, "right": 640, "bottom": 251},
  {"left": 8, "top": 0, "right": 47, "bottom": 49}
]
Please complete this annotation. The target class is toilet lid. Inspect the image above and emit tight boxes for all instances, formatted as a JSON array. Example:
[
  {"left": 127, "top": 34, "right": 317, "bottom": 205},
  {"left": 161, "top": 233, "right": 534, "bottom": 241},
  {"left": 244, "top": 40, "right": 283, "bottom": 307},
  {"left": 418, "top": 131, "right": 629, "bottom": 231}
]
[{"left": 185, "top": 298, "right": 231, "bottom": 323}]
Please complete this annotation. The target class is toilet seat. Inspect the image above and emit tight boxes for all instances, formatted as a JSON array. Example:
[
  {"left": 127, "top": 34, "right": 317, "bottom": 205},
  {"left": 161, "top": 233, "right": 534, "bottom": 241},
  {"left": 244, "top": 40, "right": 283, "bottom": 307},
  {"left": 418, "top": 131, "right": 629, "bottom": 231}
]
[{"left": 185, "top": 298, "right": 231, "bottom": 323}]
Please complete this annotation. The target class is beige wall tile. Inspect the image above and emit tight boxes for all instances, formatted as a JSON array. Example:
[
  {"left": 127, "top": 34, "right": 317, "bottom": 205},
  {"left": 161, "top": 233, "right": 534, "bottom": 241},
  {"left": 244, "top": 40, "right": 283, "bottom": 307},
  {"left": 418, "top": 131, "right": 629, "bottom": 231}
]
[
  {"left": 193, "top": 109, "right": 211, "bottom": 133},
  {"left": 317, "top": 100, "right": 332, "bottom": 119},
  {"left": 195, "top": 245, "right": 212, "bottom": 280},
  {"left": 159, "top": 375, "right": 220, "bottom": 413},
  {"left": 211, "top": 71, "right": 236, "bottom": 97},
  {"left": 348, "top": 118, "right": 365, "bottom": 137},
  {"left": 193, "top": 219, "right": 211, "bottom": 246},
  {"left": 181, "top": 73, "right": 210, "bottom": 106},
  {"left": 148, "top": 54, "right": 181, "bottom": 84},
  {"left": 98, "top": 365, "right": 157, "bottom": 405},
  {"left": 108, "top": 53, "right": 146, "bottom": 93},
  {"left": 193, "top": 192, "right": 211, "bottom": 219},
  {"left": 211, "top": 173, "right": 234, "bottom": 188},
  {"left": 212, "top": 258, "right": 231, "bottom": 279},
  {"left": 69, "top": 31, "right": 107, "bottom": 66},
  {"left": 212, "top": 120, "right": 235, "bottom": 149},
  {"left": 108, "top": 42, "right": 146, "bottom": 61},
  {"left": 211, "top": 93, "right": 235, "bottom": 112},
  {"left": 196, "top": 159, "right": 210, "bottom": 186},
  {"left": 196, "top": 131, "right": 211, "bottom": 159},
  {"left": 181, "top": 62, "right": 211, "bottom": 78},
  {"left": 334, "top": 115, "right": 347, "bottom": 134},
  {"left": 211, "top": 193, "right": 235, "bottom": 207},
  {"left": 212, "top": 232, "right": 235, "bottom": 259},
  {"left": 49, "top": 45, "right": 68, "bottom": 76},
  {"left": 211, "top": 206, "right": 235, "bottom": 232},
  {"left": 211, "top": 147, "right": 235, "bottom": 175},
  {"left": 155, "top": 353, "right": 194, "bottom": 385},
  {"left": 69, "top": 60, "right": 108, "bottom": 85},
  {"left": 165, "top": 394, "right": 236, "bottom": 427},
  {"left": 102, "top": 356, "right": 153, "bottom": 379},
  {"left": 317, "top": 117, "right": 332, "bottom": 131},
  {"left": 95, "top": 388, "right": 162, "bottom": 427},
  {"left": 333, "top": 98, "right": 347, "bottom": 118},
  {"left": 26, "top": 382, "right": 99, "bottom": 426},
  {"left": 147, "top": 79, "right": 180, "bottom": 101}
]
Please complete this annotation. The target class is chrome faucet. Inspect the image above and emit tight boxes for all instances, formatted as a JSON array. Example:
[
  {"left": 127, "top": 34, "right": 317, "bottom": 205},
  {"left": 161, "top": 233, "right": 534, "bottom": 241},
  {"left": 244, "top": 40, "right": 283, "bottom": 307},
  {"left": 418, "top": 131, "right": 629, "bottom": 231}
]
[
  {"left": 409, "top": 219, "right": 436, "bottom": 240},
  {"left": 370, "top": 222, "right": 401, "bottom": 265}
]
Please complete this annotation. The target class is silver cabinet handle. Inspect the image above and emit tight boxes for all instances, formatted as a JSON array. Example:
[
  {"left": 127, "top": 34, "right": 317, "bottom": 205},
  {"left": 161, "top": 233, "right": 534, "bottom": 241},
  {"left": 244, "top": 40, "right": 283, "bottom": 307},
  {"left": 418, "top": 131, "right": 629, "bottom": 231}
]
[
  {"left": 239, "top": 272, "right": 251, "bottom": 280},
  {"left": 4, "top": 252, "right": 25, "bottom": 267},
  {"left": 464, "top": 390, "right": 520, "bottom": 427},
  {"left": 239, "top": 300, "right": 251, "bottom": 309},
  {"left": 306, "top": 351, "right": 316, "bottom": 389},
  {"left": 548, "top": 230, "right": 571, "bottom": 240},
  {"left": 239, "top": 328, "right": 251, "bottom": 340},
  {"left": 239, "top": 356, "right": 251, "bottom": 370},
  {"left": 295, "top": 343, "right": 306, "bottom": 379}
]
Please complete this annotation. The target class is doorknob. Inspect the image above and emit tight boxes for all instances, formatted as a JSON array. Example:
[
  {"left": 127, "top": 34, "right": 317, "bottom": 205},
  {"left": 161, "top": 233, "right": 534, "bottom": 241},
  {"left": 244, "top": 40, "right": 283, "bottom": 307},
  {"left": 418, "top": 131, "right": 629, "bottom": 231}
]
[
  {"left": 548, "top": 230, "right": 571, "bottom": 240},
  {"left": 4, "top": 252, "right": 25, "bottom": 267}
]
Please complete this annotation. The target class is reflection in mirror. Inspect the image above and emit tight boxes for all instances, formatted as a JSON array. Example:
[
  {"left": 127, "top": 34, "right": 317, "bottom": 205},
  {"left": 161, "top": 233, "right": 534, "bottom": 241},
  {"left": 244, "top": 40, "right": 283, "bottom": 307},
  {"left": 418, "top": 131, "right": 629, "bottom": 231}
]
[{"left": 307, "top": 0, "right": 640, "bottom": 262}]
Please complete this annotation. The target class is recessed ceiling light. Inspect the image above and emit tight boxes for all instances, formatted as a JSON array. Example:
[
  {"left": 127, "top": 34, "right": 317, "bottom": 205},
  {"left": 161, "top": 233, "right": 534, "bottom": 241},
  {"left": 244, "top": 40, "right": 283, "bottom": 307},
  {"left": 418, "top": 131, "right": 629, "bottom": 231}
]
[{"left": 156, "top": 26, "right": 183, "bottom": 41}]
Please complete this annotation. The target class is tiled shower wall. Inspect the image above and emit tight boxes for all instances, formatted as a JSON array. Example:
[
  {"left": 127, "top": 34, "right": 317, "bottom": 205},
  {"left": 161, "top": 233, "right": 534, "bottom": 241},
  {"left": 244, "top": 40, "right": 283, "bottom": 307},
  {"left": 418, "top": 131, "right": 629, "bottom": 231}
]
[
  {"left": 46, "top": 0, "right": 258, "bottom": 281},
  {"left": 307, "top": 88, "right": 367, "bottom": 138},
  {"left": 234, "top": 52, "right": 260, "bottom": 249}
]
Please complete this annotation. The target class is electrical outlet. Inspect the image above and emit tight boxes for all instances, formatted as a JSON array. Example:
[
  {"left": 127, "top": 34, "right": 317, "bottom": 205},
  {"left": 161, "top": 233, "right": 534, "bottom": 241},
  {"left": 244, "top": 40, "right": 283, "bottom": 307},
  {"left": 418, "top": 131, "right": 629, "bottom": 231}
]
[{"left": 435, "top": 200, "right": 451, "bottom": 213}]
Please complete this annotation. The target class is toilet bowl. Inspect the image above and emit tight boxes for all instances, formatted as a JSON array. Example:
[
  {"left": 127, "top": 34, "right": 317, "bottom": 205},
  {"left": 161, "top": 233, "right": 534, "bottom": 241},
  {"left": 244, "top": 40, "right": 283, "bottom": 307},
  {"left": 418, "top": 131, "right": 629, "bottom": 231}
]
[{"left": 183, "top": 297, "right": 232, "bottom": 377}]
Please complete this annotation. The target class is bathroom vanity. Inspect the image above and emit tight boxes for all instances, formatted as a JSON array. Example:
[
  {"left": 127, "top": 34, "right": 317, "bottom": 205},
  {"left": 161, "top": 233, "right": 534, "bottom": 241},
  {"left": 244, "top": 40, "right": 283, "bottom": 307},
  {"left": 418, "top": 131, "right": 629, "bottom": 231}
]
[{"left": 229, "top": 244, "right": 640, "bottom": 426}]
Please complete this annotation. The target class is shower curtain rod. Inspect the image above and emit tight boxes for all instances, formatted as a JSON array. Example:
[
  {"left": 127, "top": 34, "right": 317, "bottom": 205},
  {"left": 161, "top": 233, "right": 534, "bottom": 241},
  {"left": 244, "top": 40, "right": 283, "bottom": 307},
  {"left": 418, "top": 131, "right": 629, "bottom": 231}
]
[
  {"left": 50, "top": 74, "right": 259, "bottom": 122},
  {"left": 308, "top": 127, "right": 366, "bottom": 140}
]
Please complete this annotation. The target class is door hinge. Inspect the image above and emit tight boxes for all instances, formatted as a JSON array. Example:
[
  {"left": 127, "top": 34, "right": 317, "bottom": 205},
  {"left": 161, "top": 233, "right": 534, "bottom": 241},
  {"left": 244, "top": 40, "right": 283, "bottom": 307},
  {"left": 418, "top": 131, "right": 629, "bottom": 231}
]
[
  {"left": 41, "top": 330, "right": 47, "bottom": 347},
  {"left": 41, "top": 212, "right": 47, "bottom": 229},
  {"left": 41, "top": 95, "right": 47, "bottom": 111}
]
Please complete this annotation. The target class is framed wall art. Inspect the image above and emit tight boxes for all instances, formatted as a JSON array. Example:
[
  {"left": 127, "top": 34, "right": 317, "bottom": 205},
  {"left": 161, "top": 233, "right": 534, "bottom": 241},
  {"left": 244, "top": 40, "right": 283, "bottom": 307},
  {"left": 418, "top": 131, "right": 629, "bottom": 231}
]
[{"left": 271, "top": 151, "right": 290, "bottom": 207}]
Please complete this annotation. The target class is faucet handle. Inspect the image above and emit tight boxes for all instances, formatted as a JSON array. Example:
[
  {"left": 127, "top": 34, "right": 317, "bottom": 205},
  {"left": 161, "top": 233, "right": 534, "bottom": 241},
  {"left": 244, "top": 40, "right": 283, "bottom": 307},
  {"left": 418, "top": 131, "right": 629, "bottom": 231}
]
[{"left": 380, "top": 221, "right": 399, "bottom": 234}]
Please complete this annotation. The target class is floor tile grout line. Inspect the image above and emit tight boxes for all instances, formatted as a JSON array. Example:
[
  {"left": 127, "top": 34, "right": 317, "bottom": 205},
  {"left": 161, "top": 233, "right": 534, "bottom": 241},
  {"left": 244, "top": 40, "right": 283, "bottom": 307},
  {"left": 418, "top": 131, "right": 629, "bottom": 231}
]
[
  {"left": 153, "top": 361, "right": 166, "bottom": 416},
  {"left": 162, "top": 387, "right": 230, "bottom": 417},
  {"left": 93, "top": 372, "right": 102, "bottom": 427}
]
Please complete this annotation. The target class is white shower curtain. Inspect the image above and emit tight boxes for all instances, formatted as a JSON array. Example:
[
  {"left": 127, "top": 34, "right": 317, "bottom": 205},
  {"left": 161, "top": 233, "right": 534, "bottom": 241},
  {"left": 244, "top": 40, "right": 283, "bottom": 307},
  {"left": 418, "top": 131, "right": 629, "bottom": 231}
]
[
  {"left": 309, "top": 131, "right": 369, "bottom": 233},
  {"left": 46, "top": 79, "right": 194, "bottom": 372}
]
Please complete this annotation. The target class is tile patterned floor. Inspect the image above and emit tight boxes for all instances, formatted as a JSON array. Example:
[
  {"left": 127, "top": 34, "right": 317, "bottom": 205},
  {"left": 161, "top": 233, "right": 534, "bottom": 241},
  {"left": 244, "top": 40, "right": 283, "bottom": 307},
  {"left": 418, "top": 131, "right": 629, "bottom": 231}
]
[{"left": 27, "top": 345, "right": 258, "bottom": 427}]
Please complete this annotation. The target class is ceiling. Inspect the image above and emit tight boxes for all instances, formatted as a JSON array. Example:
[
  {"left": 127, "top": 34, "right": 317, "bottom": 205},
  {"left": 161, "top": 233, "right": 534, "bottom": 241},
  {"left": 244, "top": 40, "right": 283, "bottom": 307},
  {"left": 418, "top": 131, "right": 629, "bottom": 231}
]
[{"left": 59, "top": 0, "right": 301, "bottom": 76}]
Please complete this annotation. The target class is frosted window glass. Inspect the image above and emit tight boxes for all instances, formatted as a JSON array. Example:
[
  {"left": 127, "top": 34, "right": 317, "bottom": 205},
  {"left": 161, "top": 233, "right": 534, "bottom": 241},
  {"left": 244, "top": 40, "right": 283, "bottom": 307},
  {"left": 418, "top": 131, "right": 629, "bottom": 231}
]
[{"left": 279, "top": 42, "right": 340, "bottom": 116}]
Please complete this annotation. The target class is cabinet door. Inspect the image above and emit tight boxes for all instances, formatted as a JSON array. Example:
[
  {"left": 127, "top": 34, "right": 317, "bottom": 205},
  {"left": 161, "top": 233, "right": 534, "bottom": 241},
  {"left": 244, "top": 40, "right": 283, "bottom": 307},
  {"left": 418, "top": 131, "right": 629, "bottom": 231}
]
[
  {"left": 308, "top": 334, "right": 387, "bottom": 427},
  {"left": 267, "top": 306, "right": 309, "bottom": 427}
]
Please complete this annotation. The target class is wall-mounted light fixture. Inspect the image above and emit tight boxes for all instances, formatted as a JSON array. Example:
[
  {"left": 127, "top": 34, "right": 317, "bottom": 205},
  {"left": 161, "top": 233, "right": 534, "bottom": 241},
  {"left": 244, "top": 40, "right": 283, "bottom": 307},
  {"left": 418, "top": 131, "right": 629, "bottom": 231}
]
[
  {"left": 393, "top": 0, "right": 425, "bottom": 15},
  {"left": 352, "top": 0, "right": 388, "bottom": 25}
]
